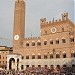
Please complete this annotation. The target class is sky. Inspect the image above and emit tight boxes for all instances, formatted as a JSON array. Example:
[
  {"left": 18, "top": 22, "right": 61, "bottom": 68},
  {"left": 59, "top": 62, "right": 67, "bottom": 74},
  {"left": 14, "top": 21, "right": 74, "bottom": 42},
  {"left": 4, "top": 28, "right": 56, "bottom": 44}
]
[{"left": 0, "top": 0, "right": 74, "bottom": 47}]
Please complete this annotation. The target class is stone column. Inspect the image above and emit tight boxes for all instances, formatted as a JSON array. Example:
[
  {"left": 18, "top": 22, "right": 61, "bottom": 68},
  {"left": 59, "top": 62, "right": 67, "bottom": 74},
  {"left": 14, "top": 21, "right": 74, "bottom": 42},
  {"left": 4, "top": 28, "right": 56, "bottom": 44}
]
[
  {"left": 7, "top": 57, "right": 10, "bottom": 70},
  {"left": 18, "top": 55, "right": 22, "bottom": 70},
  {"left": 15, "top": 58, "right": 17, "bottom": 70},
  {"left": 7, "top": 60, "right": 9, "bottom": 70}
]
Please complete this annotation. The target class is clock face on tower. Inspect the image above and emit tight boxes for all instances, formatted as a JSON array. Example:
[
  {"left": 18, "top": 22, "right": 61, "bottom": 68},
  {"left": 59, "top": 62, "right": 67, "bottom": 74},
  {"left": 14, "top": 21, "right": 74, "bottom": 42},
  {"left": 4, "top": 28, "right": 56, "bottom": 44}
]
[
  {"left": 14, "top": 35, "right": 19, "bottom": 40},
  {"left": 51, "top": 27, "right": 56, "bottom": 33}
]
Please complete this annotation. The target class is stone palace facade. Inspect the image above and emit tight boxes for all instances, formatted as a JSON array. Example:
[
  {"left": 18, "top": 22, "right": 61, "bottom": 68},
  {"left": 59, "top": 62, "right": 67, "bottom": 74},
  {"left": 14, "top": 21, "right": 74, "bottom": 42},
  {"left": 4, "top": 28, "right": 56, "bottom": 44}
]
[{"left": 7, "top": 0, "right": 75, "bottom": 70}]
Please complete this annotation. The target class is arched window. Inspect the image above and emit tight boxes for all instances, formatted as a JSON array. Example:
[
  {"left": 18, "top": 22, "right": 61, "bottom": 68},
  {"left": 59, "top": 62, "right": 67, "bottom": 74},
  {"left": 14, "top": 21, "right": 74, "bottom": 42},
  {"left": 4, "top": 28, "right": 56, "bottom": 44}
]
[
  {"left": 50, "top": 54, "right": 53, "bottom": 59},
  {"left": 50, "top": 39, "right": 53, "bottom": 44},
  {"left": 63, "top": 53, "right": 66, "bottom": 58},
  {"left": 56, "top": 38, "right": 59, "bottom": 44},
  {"left": 26, "top": 55, "right": 29, "bottom": 59},
  {"left": 44, "top": 41, "right": 47, "bottom": 45},
  {"left": 70, "top": 36, "right": 74, "bottom": 42},
  {"left": 71, "top": 53, "right": 75, "bottom": 58},
  {"left": 26, "top": 43, "right": 29, "bottom": 46},
  {"left": 62, "top": 38, "right": 66, "bottom": 43},
  {"left": 32, "top": 42, "right": 35, "bottom": 46},
  {"left": 56, "top": 53, "right": 60, "bottom": 58},
  {"left": 37, "top": 40, "right": 41, "bottom": 46},
  {"left": 37, "top": 53, "right": 41, "bottom": 59},
  {"left": 32, "top": 53, "right": 35, "bottom": 59},
  {"left": 44, "top": 55, "right": 47, "bottom": 59}
]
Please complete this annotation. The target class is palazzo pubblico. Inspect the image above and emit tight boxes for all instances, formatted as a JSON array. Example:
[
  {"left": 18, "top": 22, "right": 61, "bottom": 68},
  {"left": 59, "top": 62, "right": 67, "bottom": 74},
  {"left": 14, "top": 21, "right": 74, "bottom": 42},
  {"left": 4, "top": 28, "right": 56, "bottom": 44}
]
[{"left": 7, "top": 0, "right": 75, "bottom": 71}]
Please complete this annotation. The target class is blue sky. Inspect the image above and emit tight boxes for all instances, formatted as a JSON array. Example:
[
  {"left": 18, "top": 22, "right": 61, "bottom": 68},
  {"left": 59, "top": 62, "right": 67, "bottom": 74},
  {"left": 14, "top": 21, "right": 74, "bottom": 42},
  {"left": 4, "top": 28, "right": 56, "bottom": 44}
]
[{"left": 0, "top": 0, "right": 74, "bottom": 46}]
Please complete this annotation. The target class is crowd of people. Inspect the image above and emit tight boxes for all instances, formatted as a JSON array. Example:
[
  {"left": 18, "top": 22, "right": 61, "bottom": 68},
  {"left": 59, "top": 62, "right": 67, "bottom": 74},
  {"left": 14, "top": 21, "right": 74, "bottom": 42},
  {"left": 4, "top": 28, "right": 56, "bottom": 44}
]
[{"left": 0, "top": 66, "right": 75, "bottom": 75}]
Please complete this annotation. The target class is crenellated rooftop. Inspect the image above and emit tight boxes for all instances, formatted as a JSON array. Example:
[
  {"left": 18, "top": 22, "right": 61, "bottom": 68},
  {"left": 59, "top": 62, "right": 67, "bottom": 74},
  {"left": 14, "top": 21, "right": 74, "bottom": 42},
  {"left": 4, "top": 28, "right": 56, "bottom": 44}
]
[
  {"left": 40, "top": 13, "right": 69, "bottom": 27},
  {"left": 25, "top": 37, "right": 40, "bottom": 40}
]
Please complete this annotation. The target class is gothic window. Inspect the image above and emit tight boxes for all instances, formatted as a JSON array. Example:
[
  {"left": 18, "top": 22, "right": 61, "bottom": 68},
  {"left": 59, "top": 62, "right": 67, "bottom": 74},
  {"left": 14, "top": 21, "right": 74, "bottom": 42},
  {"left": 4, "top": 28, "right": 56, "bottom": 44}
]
[
  {"left": 70, "top": 37, "right": 74, "bottom": 42},
  {"left": 63, "top": 53, "right": 66, "bottom": 58},
  {"left": 56, "top": 54, "right": 60, "bottom": 58},
  {"left": 56, "top": 39, "right": 59, "bottom": 44},
  {"left": 50, "top": 40, "right": 53, "bottom": 44},
  {"left": 62, "top": 39, "right": 66, "bottom": 43},
  {"left": 50, "top": 54, "right": 53, "bottom": 59},
  {"left": 32, "top": 42, "right": 35, "bottom": 46},
  {"left": 37, "top": 55, "right": 41, "bottom": 59},
  {"left": 26, "top": 43, "right": 29, "bottom": 46},
  {"left": 71, "top": 53, "right": 75, "bottom": 58},
  {"left": 32, "top": 55, "right": 35, "bottom": 59},
  {"left": 44, "top": 55, "right": 47, "bottom": 59},
  {"left": 37, "top": 42, "right": 41, "bottom": 46},
  {"left": 44, "top": 41, "right": 47, "bottom": 45},
  {"left": 26, "top": 55, "right": 29, "bottom": 59}
]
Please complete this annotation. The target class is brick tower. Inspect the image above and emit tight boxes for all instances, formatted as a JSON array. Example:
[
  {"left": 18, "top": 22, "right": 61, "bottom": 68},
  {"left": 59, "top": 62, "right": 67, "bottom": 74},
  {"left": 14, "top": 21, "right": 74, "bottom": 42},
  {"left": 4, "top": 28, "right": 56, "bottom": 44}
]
[{"left": 13, "top": 0, "right": 25, "bottom": 53}]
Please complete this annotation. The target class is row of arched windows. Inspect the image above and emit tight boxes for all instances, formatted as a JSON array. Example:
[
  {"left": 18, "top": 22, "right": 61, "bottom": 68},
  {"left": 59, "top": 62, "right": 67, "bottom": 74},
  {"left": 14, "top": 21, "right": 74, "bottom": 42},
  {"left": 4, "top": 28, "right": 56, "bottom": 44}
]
[
  {"left": 25, "top": 37, "right": 74, "bottom": 47},
  {"left": 22, "top": 52, "right": 75, "bottom": 59}
]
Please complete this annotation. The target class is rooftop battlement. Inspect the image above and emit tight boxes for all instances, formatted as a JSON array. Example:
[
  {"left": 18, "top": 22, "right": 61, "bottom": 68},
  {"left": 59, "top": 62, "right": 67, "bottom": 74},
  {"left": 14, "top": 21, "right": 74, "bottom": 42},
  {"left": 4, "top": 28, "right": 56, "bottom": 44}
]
[
  {"left": 40, "top": 13, "right": 69, "bottom": 26},
  {"left": 25, "top": 37, "right": 40, "bottom": 40}
]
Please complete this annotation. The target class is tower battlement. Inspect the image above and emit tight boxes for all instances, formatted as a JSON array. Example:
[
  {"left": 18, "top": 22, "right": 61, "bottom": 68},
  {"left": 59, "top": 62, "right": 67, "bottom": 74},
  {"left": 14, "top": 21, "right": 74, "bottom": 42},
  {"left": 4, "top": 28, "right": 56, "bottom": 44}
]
[
  {"left": 40, "top": 13, "right": 69, "bottom": 27},
  {"left": 25, "top": 37, "right": 40, "bottom": 40}
]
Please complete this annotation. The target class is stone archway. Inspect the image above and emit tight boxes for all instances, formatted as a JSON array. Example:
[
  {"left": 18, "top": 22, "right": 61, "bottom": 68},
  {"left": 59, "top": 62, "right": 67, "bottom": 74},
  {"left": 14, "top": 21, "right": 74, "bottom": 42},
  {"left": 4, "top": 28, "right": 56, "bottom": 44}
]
[
  {"left": 9, "top": 58, "right": 15, "bottom": 70},
  {"left": 7, "top": 54, "right": 22, "bottom": 70}
]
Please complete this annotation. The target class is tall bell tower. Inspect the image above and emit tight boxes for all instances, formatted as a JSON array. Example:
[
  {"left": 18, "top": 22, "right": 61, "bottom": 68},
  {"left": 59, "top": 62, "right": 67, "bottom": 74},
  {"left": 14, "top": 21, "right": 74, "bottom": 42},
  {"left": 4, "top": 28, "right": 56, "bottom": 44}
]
[{"left": 13, "top": 0, "right": 25, "bottom": 51}]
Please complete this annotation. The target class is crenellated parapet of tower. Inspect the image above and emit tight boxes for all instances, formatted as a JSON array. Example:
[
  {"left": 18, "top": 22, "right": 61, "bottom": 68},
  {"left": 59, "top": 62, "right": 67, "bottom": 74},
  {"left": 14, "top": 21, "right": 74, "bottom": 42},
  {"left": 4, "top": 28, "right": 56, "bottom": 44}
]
[{"left": 40, "top": 13, "right": 69, "bottom": 28}]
